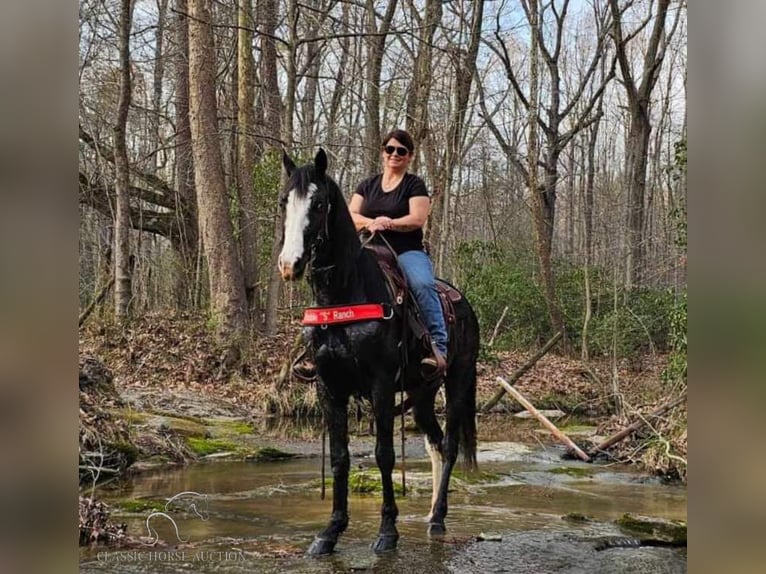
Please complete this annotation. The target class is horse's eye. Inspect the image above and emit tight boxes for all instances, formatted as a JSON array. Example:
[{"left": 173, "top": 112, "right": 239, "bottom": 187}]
[{"left": 314, "top": 200, "right": 324, "bottom": 210}]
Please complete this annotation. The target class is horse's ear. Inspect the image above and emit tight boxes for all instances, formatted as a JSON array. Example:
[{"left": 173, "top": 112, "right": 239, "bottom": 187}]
[
  {"left": 315, "top": 148, "right": 327, "bottom": 177},
  {"left": 282, "top": 149, "right": 296, "bottom": 176}
]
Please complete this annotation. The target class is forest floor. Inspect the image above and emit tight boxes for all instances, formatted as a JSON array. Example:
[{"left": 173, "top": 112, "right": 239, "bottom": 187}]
[{"left": 78, "top": 312, "right": 687, "bottom": 482}]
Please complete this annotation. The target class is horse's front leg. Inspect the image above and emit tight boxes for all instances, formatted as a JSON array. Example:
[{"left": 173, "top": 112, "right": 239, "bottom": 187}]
[
  {"left": 371, "top": 383, "right": 399, "bottom": 553},
  {"left": 307, "top": 391, "right": 350, "bottom": 556}
]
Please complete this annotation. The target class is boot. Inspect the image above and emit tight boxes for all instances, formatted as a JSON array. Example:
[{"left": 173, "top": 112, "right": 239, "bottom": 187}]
[{"left": 420, "top": 351, "right": 446, "bottom": 380}]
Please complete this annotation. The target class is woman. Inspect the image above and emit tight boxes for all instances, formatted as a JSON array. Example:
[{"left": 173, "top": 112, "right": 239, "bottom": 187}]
[{"left": 349, "top": 129, "right": 448, "bottom": 378}]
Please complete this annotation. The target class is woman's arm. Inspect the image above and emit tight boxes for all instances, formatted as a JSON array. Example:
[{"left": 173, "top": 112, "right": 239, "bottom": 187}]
[
  {"left": 388, "top": 196, "right": 430, "bottom": 231},
  {"left": 349, "top": 193, "right": 374, "bottom": 232}
]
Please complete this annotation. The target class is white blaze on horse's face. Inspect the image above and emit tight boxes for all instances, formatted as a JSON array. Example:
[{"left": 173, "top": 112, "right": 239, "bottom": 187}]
[{"left": 278, "top": 183, "right": 317, "bottom": 280}]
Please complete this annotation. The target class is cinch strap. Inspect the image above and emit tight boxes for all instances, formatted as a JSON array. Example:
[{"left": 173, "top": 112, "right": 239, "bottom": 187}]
[{"left": 302, "top": 303, "right": 386, "bottom": 325}]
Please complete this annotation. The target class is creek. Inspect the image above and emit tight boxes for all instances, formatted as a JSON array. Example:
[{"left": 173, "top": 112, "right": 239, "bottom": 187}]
[{"left": 80, "top": 417, "right": 686, "bottom": 573}]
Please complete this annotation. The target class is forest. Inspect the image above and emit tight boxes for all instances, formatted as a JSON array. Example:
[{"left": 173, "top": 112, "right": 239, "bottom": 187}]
[{"left": 78, "top": 0, "right": 687, "bottom": 487}]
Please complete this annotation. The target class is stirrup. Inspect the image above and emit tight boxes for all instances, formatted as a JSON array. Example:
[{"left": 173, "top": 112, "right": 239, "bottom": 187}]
[{"left": 292, "top": 348, "right": 317, "bottom": 381}]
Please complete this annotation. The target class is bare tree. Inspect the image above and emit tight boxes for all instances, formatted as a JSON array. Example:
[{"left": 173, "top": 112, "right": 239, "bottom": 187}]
[
  {"left": 238, "top": 0, "right": 260, "bottom": 326},
  {"left": 609, "top": 0, "right": 683, "bottom": 288},
  {"left": 151, "top": 0, "right": 170, "bottom": 173},
  {"left": 482, "top": 0, "right": 615, "bottom": 348},
  {"left": 173, "top": 0, "right": 199, "bottom": 308},
  {"left": 362, "top": 0, "right": 399, "bottom": 173},
  {"left": 114, "top": 0, "right": 134, "bottom": 319},
  {"left": 405, "top": 0, "right": 442, "bottom": 160},
  {"left": 258, "top": 0, "right": 283, "bottom": 147},
  {"left": 431, "top": 0, "right": 484, "bottom": 274},
  {"left": 188, "top": 0, "right": 248, "bottom": 353}
]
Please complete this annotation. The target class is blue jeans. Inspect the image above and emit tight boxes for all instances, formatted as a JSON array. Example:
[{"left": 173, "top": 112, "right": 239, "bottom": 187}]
[{"left": 398, "top": 250, "right": 448, "bottom": 357}]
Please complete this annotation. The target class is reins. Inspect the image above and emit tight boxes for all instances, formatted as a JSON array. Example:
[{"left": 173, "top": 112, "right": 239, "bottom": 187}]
[
  {"left": 308, "top": 230, "right": 412, "bottom": 499},
  {"left": 364, "top": 231, "right": 410, "bottom": 496}
]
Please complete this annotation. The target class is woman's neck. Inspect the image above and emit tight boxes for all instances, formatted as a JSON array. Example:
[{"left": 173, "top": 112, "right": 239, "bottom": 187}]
[{"left": 381, "top": 168, "right": 405, "bottom": 191}]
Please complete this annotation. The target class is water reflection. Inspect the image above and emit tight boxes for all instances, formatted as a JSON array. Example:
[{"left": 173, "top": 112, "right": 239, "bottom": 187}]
[{"left": 81, "top": 420, "right": 686, "bottom": 573}]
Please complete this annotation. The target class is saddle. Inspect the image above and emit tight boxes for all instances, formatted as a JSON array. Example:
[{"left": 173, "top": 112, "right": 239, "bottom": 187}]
[
  {"left": 364, "top": 242, "right": 461, "bottom": 357},
  {"left": 291, "top": 240, "right": 461, "bottom": 382}
]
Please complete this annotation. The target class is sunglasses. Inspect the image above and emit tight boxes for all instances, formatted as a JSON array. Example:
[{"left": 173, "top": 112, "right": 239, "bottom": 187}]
[{"left": 384, "top": 145, "right": 410, "bottom": 157}]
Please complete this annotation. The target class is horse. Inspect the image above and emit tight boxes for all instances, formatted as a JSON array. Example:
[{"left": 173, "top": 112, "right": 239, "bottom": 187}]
[{"left": 277, "top": 148, "right": 480, "bottom": 555}]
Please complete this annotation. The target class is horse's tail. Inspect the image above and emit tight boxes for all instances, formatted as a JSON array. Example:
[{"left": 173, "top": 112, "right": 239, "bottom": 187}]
[{"left": 457, "top": 362, "right": 478, "bottom": 471}]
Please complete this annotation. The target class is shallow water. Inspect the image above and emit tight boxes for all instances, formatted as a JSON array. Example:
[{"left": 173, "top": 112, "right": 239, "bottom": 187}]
[{"left": 80, "top": 419, "right": 686, "bottom": 573}]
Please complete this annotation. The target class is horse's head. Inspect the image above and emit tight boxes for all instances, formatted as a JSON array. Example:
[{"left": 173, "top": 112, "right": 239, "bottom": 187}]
[{"left": 278, "top": 148, "right": 332, "bottom": 281}]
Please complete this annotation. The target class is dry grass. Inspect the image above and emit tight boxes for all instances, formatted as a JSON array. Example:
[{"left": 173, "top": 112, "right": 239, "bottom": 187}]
[{"left": 80, "top": 312, "right": 686, "bottom": 479}]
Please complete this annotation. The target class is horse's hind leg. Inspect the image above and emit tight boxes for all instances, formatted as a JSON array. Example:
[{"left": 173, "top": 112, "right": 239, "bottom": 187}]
[
  {"left": 307, "top": 392, "right": 350, "bottom": 556},
  {"left": 411, "top": 390, "right": 444, "bottom": 524},
  {"left": 428, "top": 365, "right": 474, "bottom": 536},
  {"left": 370, "top": 385, "right": 399, "bottom": 553}
]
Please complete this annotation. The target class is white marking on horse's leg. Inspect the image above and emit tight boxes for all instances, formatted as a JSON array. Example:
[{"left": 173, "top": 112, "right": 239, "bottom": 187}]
[
  {"left": 425, "top": 437, "right": 443, "bottom": 521},
  {"left": 278, "top": 184, "right": 316, "bottom": 274}
]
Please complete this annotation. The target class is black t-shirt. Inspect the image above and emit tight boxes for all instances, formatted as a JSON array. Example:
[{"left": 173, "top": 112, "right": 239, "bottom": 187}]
[{"left": 355, "top": 173, "right": 429, "bottom": 254}]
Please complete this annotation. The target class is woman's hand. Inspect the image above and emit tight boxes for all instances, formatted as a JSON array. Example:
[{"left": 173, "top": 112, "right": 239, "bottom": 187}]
[{"left": 368, "top": 216, "right": 394, "bottom": 233}]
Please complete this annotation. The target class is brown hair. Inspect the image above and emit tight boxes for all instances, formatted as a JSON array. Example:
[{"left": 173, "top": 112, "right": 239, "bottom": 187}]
[{"left": 381, "top": 129, "right": 415, "bottom": 154}]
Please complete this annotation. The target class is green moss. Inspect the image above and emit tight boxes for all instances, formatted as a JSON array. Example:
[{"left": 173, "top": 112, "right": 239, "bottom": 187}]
[
  {"left": 617, "top": 513, "right": 687, "bottom": 543},
  {"left": 346, "top": 468, "right": 404, "bottom": 495},
  {"left": 116, "top": 499, "right": 166, "bottom": 513},
  {"left": 220, "top": 421, "right": 253, "bottom": 435},
  {"left": 162, "top": 417, "right": 208, "bottom": 438},
  {"left": 110, "top": 441, "right": 139, "bottom": 466},
  {"left": 112, "top": 408, "right": 148, "bottom": 425},
  {"left": 146, "top": 410, "right": 207, "bottom": 425},
  {"left": 186, "top": 437, "right": 239, "bottom": 456},
  {"left": 548, "top": 466, "right": 594, "bottom": 478}
]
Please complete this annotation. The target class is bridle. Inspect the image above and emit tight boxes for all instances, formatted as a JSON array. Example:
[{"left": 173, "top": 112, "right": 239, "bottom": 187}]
[{"left": 304, "top": 182, "right": 333, "bottom": 281}]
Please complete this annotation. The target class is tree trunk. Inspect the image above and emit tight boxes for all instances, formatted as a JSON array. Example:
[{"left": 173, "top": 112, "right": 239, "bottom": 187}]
[
  {"left": 152, "top": 0, "right": 169, "bottom": 174},
  {"left": 173, "top": 0, "right": 199, "bottom": 309},
  {"left": 188, "top": 0, "right": 248, "bottom": 348},
  {"left": 624, "top": 114, "right": 651, "bottom": 287},
  {"left": 258, "top": 0, "right": 282, "bottom": 148},
  {"left": 326, "top": 1, "right": 350, "bottom": 146},
  {"left": 238, "top": 0, "right": 260, "bottom": 327},
  {"left": 581, "top": 115, "right": 601, "bottom": 360},
  {"left": 362, "top": 0, "right": 398, "bottom": 174},
  {"left": 264, "top": 0, "right": 295, "bottom": 335},
  {"left": 406, "top": 0, "right": 442, "bottom": 165},
  {"left": 114, "top": 0, "right": 134, "bottom": 319},
  {"left": 301, "top": 2, "right": 321, "bottom": 150},
  {"left": 566, "top": 143, "right": 575, "bottom": 260},
  {"left": 527, "top": 0, "right": 567, "bottom": 348}
]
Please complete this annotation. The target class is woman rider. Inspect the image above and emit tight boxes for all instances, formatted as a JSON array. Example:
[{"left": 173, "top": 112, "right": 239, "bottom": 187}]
[{"left": 349, "top": 129, "right": 447, "bottom": 378}]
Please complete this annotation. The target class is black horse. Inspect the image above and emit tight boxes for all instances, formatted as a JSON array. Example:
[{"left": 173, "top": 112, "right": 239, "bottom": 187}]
[{"left": 277, "top": 149, "right": 479, "bottom": 555}]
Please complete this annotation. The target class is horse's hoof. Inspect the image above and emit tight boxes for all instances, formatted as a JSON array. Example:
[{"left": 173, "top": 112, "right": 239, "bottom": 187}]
[
  {"left": 428, "top": 522, "right": 446, "bottom": 536},
  {"left": 371, "top": 533, "right": 399, "bottom": 553},
  {"left": 307, "top": 537, "right": 336, "bottom": 556}
]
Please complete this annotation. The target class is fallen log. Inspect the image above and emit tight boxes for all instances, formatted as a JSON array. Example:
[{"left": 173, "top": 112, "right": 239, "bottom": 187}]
[
  {"left": 589, "top": 393, "right": 687, "bottom": 456},
  {"left": 481, "top": 331, "right": 562, "bottom": 413},
  {"left": 496, "top": 376, "right": 591, "bottom": 462}
]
